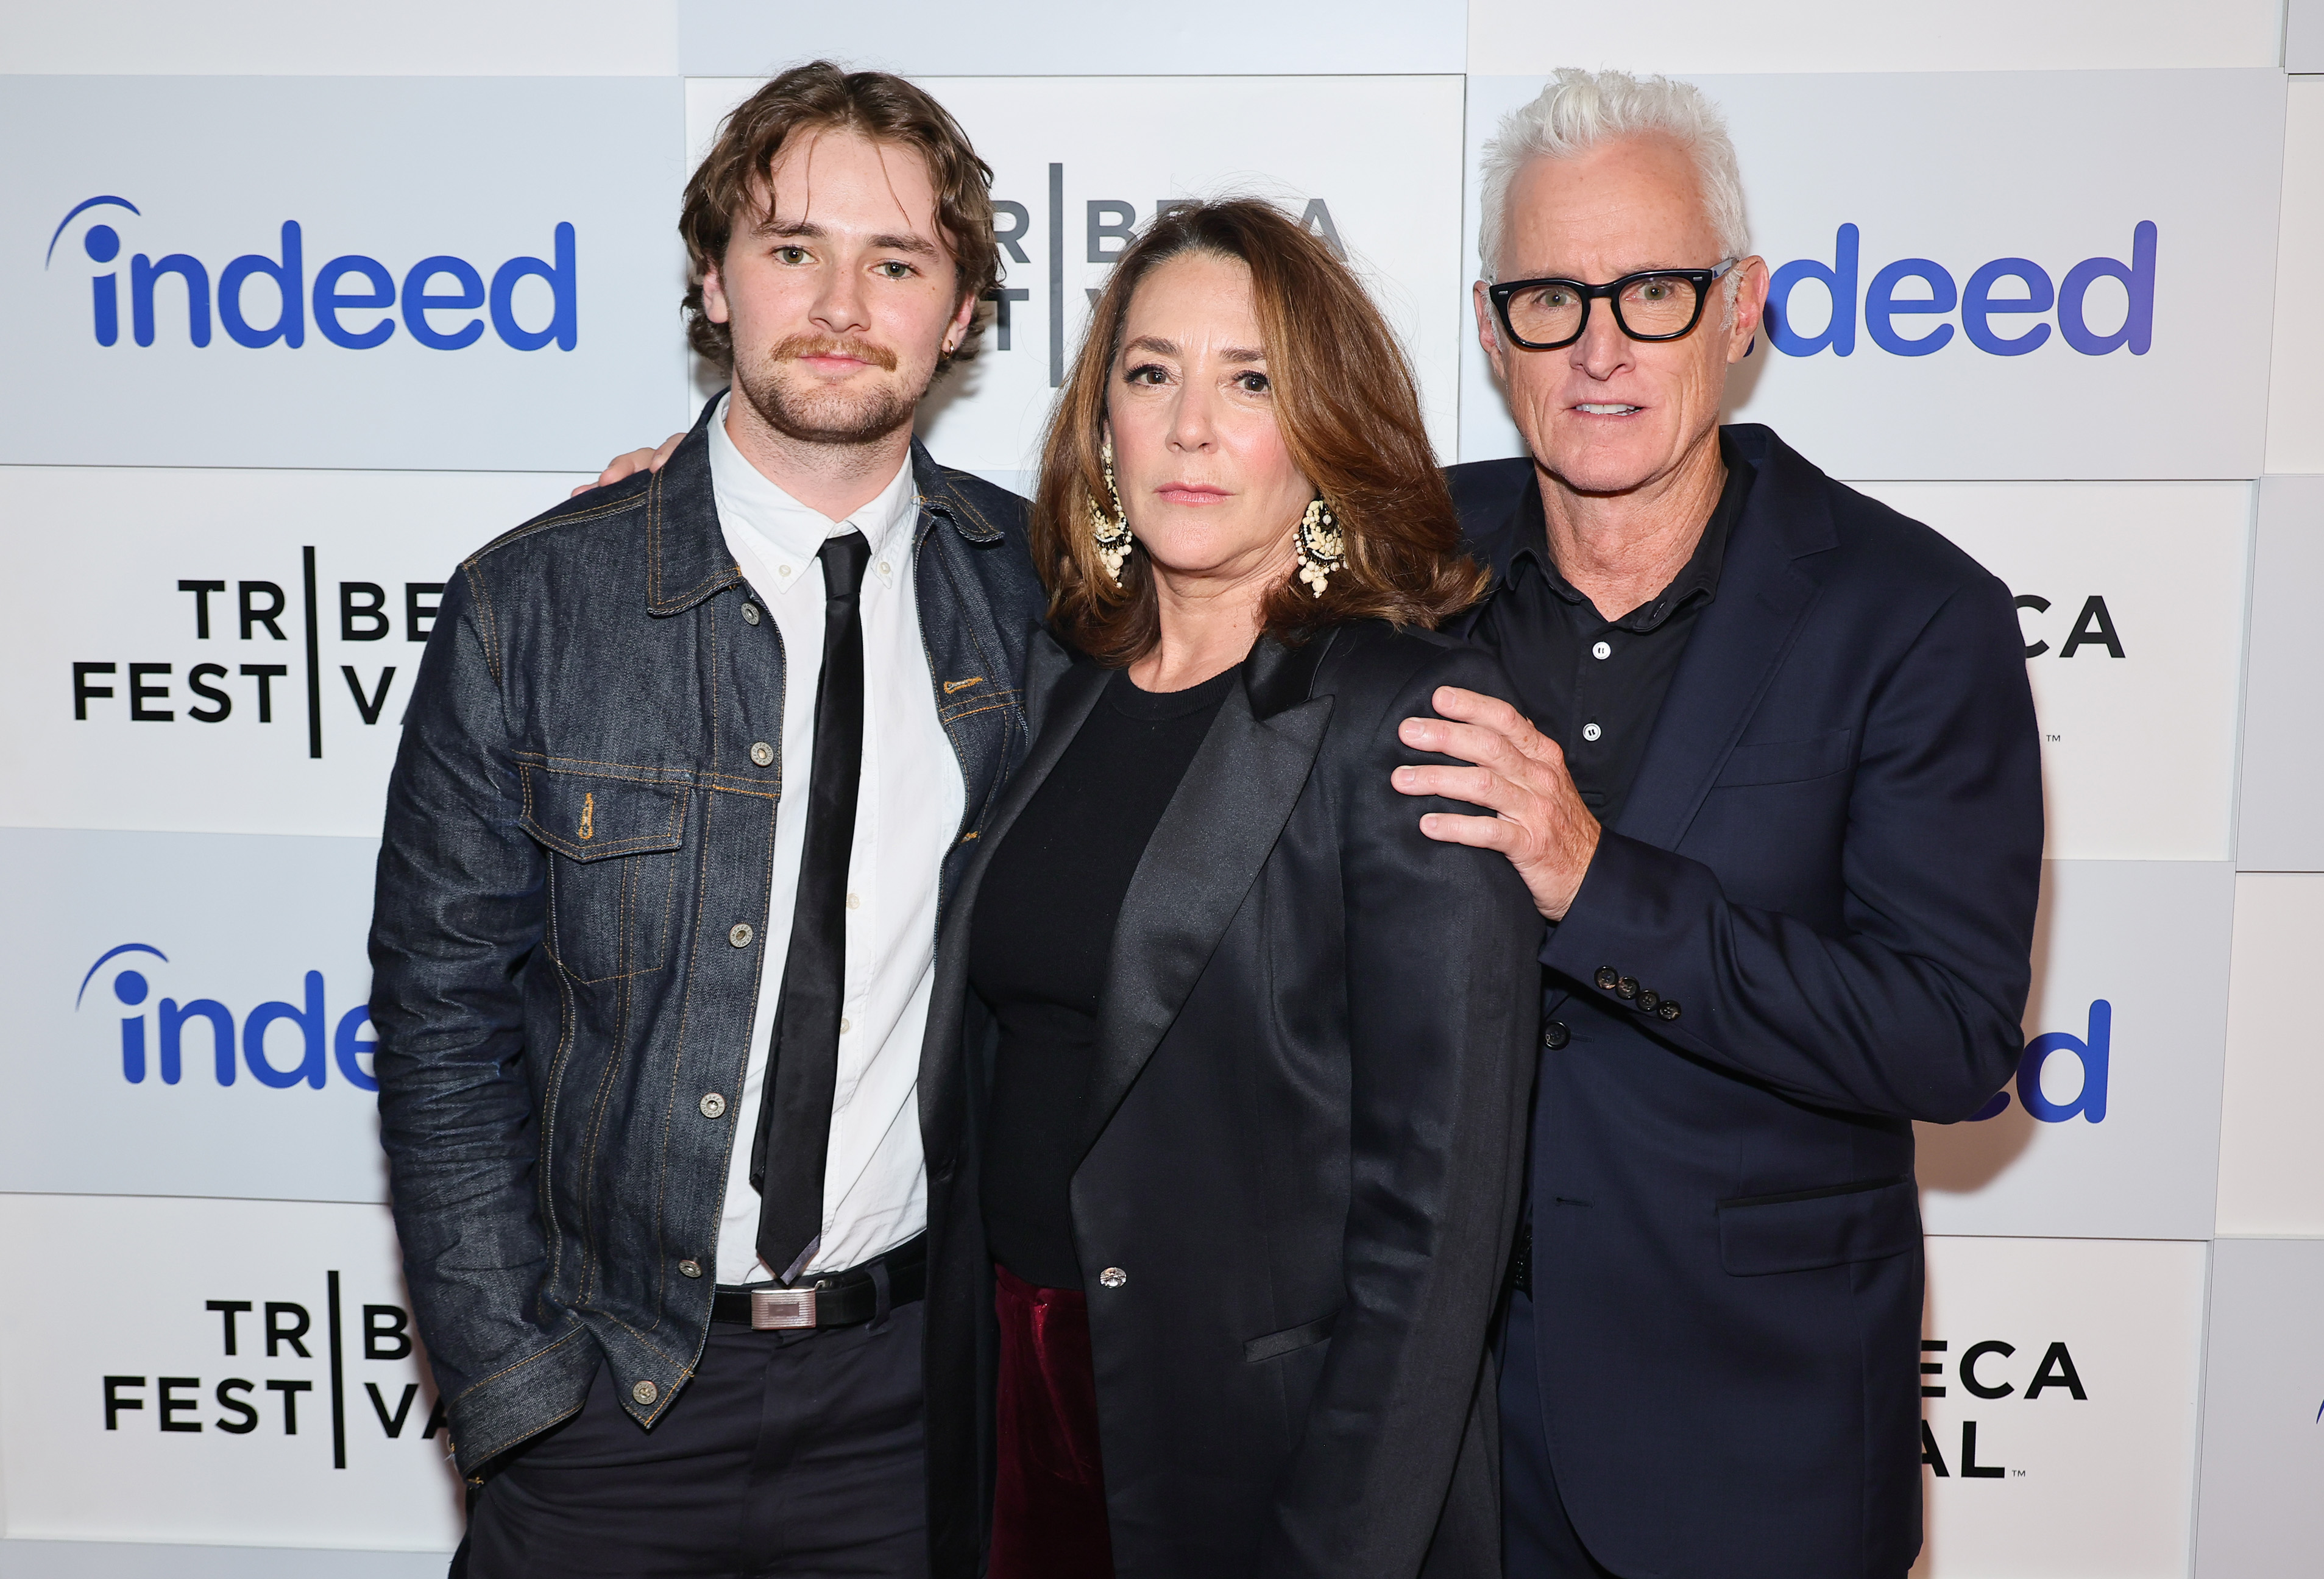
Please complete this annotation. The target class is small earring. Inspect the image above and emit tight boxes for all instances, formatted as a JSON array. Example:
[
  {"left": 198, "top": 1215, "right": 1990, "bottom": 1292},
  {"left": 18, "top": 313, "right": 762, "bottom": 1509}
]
[
  {"left": 1089, "top": 434, "right": 1135, "bottom": 586},
  {"left": 1295, "top": 495, "right": 1345, "bottom": 598}
]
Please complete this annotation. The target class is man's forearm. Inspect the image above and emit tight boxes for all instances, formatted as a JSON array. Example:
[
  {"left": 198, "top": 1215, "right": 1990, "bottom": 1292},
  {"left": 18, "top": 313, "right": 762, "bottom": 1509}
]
[
  {"left": 1544, "top": 832, "right": 2027, "bottom": 1123},
  {"left": 369, "top": 567, "right": 559, "bottom": 1401}
]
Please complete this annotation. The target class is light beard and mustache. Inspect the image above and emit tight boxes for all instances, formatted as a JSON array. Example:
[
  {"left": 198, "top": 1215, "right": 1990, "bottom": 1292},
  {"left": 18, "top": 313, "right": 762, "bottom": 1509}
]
[{"left": 736, "top": 333, "right": 923, "bottom": 447}]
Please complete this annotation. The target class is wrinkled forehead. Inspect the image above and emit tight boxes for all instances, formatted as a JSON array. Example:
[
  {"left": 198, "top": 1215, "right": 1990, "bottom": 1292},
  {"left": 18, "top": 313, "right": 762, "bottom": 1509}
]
[
  {"left": 1501, "top": 136, "right": 1720, "bottom": 278},
  {"left": 1115, "top": 249, "right": 1265, "bottom": 353}
]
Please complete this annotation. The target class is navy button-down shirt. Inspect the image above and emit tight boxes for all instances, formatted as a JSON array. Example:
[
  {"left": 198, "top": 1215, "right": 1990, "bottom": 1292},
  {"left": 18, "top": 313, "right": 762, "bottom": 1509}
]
[{"left": 1472, "top": 434, "right": 1754, "bottom": 827}]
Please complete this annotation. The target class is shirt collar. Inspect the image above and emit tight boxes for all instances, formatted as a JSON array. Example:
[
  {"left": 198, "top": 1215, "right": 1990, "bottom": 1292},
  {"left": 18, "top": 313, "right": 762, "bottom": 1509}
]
[
  {"left": 706, "top": 392, "right": 921, "bottom": 598},
  {"left": 1510, "top": 429, "right": 1752, "bottom": 632}
]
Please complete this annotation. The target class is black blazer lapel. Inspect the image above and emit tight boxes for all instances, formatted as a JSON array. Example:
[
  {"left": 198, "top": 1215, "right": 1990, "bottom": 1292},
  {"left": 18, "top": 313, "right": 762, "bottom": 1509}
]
[
  {"left": 1615, "top": 430, "right": 1837, "bottom": 852},
  {"left": 1079, "top": 637, "right": 1334, "bottom": 1158}
]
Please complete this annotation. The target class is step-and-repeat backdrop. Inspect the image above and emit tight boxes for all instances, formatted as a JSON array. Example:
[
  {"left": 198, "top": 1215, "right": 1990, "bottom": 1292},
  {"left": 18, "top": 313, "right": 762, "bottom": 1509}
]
[{"left": 5, "top": 1, "right": 2322, "bottom": 1573}]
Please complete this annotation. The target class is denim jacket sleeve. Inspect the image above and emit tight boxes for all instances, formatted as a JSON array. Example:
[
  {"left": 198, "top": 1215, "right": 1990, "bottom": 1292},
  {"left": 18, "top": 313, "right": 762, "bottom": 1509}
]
[{"left": 369, "top": 561, "right": 560, "bottom": 1417}]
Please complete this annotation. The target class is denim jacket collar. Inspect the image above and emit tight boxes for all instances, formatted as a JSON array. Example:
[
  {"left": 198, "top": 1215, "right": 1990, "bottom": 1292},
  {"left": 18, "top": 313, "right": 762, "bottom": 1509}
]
[
  {"left": 910, "top": 443, "right": 1008, "bottom": 546},
  {"left": 648, "top": 395, "right": 1004, "bottom": 616}
]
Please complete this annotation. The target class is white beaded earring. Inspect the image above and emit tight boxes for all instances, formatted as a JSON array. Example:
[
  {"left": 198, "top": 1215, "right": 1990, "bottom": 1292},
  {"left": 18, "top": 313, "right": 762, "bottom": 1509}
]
[
  {"left": 1294, "top": 495, "right": 1345, "bottom": 598},
  {"left": 1089, "top": 433, "right": 1135, "bottom": 585}
]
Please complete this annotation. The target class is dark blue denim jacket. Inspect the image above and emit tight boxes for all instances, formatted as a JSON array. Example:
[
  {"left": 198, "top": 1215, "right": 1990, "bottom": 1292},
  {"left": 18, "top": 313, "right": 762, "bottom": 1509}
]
[{"left": 368, "top": 399, "right": 1046, "bottom": 1475}]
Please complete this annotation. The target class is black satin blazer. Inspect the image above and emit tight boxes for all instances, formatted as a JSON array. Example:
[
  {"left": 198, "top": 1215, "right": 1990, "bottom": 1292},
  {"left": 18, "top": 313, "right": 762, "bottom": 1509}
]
[{"left": 918, "top": 621, "right": 1543, "bottom": 1579}]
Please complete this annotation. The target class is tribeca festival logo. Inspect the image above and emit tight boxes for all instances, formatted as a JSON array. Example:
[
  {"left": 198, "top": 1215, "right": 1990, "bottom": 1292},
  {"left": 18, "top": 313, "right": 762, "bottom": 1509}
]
[
  {"left": 44, "top": 196, "right": 577, "bottom": 352},
  {"left": 1765, "top": 222, "right": 2156, "bottom": 359},
  {"left": 71, "top": 553, "right": 442, "bottom": 759},
  {"left": 101, "top": 1274, "right": 444, "bottom": 1465},
  {"left": 1969, "top": 1000, "right": 2111, "bottom": 1124},
  {"left": 1920, "top": 1329, "right": 2089, "bottom": 1481},
  {"left": 77, "top": 944, "right": 377, "bottom": 1092},
  {"left": 978, "top": 176, "right": 1347, "bottom": 387},
  {"left": 2014, "top": 582, "right": 2126, "bottom": 757}
]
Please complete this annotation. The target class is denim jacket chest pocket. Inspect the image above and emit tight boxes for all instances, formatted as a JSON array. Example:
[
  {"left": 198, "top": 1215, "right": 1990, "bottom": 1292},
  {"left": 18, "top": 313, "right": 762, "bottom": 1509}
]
[{"left": 519, "top": 764, "right": 692, "bottom": 984}]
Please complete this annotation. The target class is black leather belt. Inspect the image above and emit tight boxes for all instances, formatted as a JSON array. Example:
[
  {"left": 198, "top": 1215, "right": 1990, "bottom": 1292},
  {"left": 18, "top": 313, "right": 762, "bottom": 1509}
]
[{"left": 711, "top": 1234, "right": 927, "bottom": 1331}]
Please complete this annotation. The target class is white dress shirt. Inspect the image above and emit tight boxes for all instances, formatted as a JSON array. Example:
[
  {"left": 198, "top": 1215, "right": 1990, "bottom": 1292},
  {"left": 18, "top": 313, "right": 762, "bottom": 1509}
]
[{"left": 707, "top": 394, "right": 964, "bottom": 1283}]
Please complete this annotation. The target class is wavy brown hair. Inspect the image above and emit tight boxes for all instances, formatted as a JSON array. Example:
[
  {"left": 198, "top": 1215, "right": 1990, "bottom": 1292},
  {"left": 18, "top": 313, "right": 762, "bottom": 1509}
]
[
  {"left": 1033, "top": 199, "right": 1485, "bottom": 667},
  {"left": 679, "top": 61, "right": 1001, "bottom": 374}
]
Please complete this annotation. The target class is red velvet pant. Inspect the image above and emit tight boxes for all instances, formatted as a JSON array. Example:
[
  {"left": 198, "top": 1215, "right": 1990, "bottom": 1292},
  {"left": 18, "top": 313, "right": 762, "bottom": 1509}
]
[{"left": 991, "top": 1264, "right": 1116, "bottom": 1579}]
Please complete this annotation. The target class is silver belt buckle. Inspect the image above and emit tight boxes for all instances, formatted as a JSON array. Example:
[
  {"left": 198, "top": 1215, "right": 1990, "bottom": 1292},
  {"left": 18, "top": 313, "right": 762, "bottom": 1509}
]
[{"left": 749, "top": 1288, "right": 818, "bottom": 1330}]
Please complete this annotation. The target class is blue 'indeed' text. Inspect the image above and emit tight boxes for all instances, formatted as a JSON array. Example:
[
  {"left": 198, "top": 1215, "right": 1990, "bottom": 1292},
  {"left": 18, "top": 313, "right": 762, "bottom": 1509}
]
[
  {"left": 77, "top": 943, "right": 375, "bottom": 1092},
  {"left": 46, "top": 197, "right": 578, "bottom": 352},
  {"left": 1970, "top": 999, "right": 2110, "bottom": 1124},
  {"left": 1766, "top": 224, "right": 2156, "bottom": 359}
]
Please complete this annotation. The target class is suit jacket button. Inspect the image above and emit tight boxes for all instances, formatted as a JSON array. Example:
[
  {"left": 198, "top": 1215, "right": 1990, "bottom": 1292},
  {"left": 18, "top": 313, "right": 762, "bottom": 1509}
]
[
  {"left": 1594, "top": 966, "right": 1619, "bottom": 990},
  {"left": 1637, "top": 989, "right": 1661, "bottom": 1013},
  {"left": 1616, "top": 976, "right": 1640, "bottom": 1000},
  {"left": 1542, "top": 1021, "right": 1570, "bottom": 1050},
  {"left": 1099, "top": 1267, "right": 1127, "bottom": 1288},
  {"left": 1659, "top": 1000, "right": 1682, "bottom": 1021}
]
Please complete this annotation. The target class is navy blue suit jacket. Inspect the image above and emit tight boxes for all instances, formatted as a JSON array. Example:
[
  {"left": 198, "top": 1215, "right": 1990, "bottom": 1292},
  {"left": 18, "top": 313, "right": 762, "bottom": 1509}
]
[{"left": 1449, "top": 423, "right": 2042, "bottom": 1578}]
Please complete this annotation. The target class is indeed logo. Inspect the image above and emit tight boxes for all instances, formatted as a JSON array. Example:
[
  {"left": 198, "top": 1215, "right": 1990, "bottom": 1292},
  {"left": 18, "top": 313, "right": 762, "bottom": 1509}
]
[
  {"left": 77, "top": 944, "right": 376, "bottom": 1091},
  {"left": 44, "top": 196, "right": 577, "bottom": 352},
  {"left": 1766, "top": 224, "right": 2156, "bottom": 359},
  {"left": 1969, "top": 999, "right": 2110, "bottom": 1123}
]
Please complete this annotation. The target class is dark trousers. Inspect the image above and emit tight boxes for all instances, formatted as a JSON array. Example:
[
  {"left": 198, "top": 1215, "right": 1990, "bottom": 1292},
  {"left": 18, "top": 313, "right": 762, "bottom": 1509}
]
[
  {"left": 461, "top": 1301, "right": 927, "bottom": 1578},
  {"left": 1500, "top": 1288, "right": 1623, "bottom": 1579}
]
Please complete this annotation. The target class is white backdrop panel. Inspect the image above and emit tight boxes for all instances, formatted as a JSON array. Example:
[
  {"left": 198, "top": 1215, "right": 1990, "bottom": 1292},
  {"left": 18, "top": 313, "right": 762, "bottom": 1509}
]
[
  {"left": 0, "top": 1194, "right": 462, "bottom": 1552},
  {"left": 2290, "top": 0, "right": 2324, "bottom": 72},
  {"left": 0, "top": 1541, "right": 443, "bottom": 1578},
  {"left": 1460, "top": 71, "right": 2286, "bottom": 479},
  {"left": 1859, "top": 481, "right": 2252, "bottom": 864},
  {"left": 5, "top": 0, "right": 681, "bottom": 76},
  {"left": 1916, "top": 862, "right": 2231, "bottom": 1242},
  {"left": 0, "top": 829, "right": 388, "bottom": 1203},
  {"left": 679, "top": 0, "right": 1467, "bottom": 76},
  {"left": 0, "top": 77, "right": 689, "bottom": 471},
  {"left": 1470, "top": 0, "right": 2286, "bottom": 73},
  {"left": 0, "top": 465, "right": 589, "bottom": 838},
  {"left": 2191, "top": 1236, "right": 2324, "bottom": 1577},
  {"left": 1915, "top": 1235, "right": 2208, "bottom": 1579},
  {"left": 2264, "top": 79, "right": 2324, "bottom": 471},
  {"left": 2234, "top": 475, "right": 2324, "bottom": 870},
  {"left": 687, "top": 75, "right": 1469, "bottom": 485},
  {"left": 2215, "top": 874, "right": 2324, "bottom": 1234},
  {"left": 0, "top": 15, "right": 2298, "bottom": 1575}
]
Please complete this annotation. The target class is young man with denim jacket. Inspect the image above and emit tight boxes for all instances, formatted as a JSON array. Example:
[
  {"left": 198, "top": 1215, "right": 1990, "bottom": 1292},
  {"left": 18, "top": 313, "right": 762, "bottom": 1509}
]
[{"left": 368, "top": 62, "right": 1044, "bottom": 1577}]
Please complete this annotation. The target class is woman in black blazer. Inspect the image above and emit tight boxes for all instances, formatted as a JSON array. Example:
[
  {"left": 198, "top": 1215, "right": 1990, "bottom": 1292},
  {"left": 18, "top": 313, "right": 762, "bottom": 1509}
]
[{"left": 917, "top": 200, "right": 1543, "bottom": 1579}]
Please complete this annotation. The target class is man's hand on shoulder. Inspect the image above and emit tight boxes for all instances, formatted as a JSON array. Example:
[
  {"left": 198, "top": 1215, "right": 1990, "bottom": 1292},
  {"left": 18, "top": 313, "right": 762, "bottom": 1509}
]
[
  {"left": 571, "top": 433, "right": 686, "bottom": 498},
  {"left": 1394, "top": 687, "right": 1601, "bottom": 921}
]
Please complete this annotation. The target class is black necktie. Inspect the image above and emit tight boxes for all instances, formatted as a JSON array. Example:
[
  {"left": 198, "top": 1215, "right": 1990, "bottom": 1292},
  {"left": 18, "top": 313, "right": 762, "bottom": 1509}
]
[{"left": 753, "top": 528, "right": 871, "bottom": 1282}]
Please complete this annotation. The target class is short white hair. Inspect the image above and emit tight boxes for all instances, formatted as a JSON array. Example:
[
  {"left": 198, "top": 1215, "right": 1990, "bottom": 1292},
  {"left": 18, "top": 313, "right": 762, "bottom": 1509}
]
[{"left": 1477, "top": 69, "right": 1750, "bottom": 283}]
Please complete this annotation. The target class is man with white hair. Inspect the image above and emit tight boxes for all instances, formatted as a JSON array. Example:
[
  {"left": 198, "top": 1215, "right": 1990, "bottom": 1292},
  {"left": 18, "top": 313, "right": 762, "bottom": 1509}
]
[{"left": 1393, "top": 71, "right": 2043, "bottom": 1577}]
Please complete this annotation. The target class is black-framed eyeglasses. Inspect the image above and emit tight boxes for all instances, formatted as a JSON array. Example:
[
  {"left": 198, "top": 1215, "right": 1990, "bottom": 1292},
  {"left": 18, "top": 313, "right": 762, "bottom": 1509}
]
[{"left": 1487, "top": 260, "right": 1738, "bottom": 351}]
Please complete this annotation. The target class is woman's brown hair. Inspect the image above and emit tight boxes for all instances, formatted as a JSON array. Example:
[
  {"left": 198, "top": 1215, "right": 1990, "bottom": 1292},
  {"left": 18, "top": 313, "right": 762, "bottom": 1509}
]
[
  {"left": 679, "top": 60, "right": 1001, "bottom": 373},
  {"left": 1033, "top": 199, "right": 1487, "bottom": 667}
]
